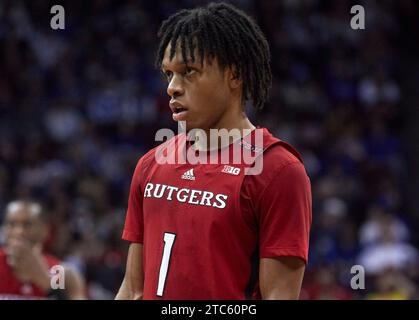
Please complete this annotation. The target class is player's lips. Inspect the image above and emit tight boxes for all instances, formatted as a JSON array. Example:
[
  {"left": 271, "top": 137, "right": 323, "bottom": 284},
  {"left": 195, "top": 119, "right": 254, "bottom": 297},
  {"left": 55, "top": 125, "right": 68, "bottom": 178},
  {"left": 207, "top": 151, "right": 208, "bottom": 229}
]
[{"left": 170, "top": 100, "right": 188, "bottom": 121}]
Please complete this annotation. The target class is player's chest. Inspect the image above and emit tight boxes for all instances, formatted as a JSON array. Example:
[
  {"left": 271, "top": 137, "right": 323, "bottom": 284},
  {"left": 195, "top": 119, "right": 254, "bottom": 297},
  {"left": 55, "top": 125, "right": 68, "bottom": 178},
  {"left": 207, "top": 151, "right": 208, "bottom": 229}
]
[{"left": 142, "top": 164, "right": 245, "bottom": 223}]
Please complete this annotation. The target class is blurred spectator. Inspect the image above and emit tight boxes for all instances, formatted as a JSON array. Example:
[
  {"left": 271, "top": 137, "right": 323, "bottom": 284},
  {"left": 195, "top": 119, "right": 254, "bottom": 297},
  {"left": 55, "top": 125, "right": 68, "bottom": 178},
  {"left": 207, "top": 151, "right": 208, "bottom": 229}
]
[
  {"left": 366, "top": 268, "right": 418, "bottom": 300},
  {"left": 358, "top": 220, "right": 418, "bottom": 275},
  {"left": 300, "top": 265, "right": 355, "bottom": 300},
  {"left": 359, "top": 205, "right": 409, "bottom": 247}
]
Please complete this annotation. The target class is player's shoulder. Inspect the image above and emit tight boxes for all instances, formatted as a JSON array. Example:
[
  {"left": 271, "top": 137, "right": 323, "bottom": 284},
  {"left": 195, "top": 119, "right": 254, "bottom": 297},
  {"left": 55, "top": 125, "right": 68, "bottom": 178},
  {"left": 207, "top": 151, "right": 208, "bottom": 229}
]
[
  {"left": 242, "top": 129, "right": 309, "bottom": 201},
  {"left": 242, "top": 128, "right": 307, "bottom": 190},
  {"left": 134, "top": 134, "right": 183, "bottom": 175},
  {"left": 260, "top": 128, "right": 304, "bottom": 171},
  {"left": 137, "top": 146, "right": 158, "bottom": 170}
]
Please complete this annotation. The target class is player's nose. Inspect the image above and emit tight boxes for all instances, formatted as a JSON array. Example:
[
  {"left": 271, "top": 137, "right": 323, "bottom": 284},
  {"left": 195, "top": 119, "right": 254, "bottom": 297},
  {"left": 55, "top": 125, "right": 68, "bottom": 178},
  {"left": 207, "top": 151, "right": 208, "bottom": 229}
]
[{"left": 167, "top": 75, "right": 184, "bottom": 98}]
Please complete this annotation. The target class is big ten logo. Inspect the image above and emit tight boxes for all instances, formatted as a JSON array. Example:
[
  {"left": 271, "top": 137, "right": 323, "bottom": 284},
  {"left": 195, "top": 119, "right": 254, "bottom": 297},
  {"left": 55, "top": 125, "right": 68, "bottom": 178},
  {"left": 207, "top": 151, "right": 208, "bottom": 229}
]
[{"left": 222, "top": 165, "right": 241, "bottom": 176}]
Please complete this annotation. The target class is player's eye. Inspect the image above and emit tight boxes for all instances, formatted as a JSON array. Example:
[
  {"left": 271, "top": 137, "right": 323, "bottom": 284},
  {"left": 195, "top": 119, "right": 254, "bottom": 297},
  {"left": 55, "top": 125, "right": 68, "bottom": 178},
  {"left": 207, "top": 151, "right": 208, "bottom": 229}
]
[
  {"left": 163, "top": 70, "right": 173, "bottom": 81},
  {"left": 184, "top": 67, "right": 195, "bottom": 76}
]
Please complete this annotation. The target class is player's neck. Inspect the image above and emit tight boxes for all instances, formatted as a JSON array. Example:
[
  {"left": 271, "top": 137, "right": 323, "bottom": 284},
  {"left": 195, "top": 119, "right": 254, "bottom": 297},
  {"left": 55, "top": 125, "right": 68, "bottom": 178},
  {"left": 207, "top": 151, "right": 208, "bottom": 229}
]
[{"left": 191, "top": 110, "right": 255, "bottom": 152}]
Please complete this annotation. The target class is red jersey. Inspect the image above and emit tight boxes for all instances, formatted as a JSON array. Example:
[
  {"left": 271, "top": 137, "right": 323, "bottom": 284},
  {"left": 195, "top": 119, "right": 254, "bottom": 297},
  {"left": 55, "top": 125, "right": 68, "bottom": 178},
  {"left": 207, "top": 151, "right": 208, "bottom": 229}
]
[
  {"left": 0, "top": 248, "right": 60, "bottom": 300},
  {"left": 122, "top": 128, "right": 312, "bottom": 299}
]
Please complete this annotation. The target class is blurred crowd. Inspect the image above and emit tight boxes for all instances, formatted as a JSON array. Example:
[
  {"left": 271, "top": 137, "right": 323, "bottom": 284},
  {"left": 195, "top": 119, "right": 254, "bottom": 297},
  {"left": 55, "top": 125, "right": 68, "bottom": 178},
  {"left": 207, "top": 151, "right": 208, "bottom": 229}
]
[{"left": 0, "top": 0, "right": 417, "bottom": 299}]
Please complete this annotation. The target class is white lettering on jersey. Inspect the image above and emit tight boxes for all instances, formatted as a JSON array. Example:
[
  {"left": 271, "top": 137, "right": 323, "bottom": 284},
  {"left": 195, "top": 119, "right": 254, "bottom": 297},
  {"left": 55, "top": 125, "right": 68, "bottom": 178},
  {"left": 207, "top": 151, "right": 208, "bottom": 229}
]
[
  {"left": 166, "top": 186, "right": 178, "bottom": 201},
  {"left": 177, "top": 188, "right": 190, "bottom": 202},
  {"left": 144, "top": 183, "right": 153, "bottom": 197},
  {"left": 188, "top": 189, "right": 202, "bottom": 205},
  {"left": 213, "top": 194, "right": 228, "bottom": 209},
  {"left": 200, "top": 191, "right": 214, "bottom": 207},
  {"left": 153, "top": 184, "right": 167, "bottom": 198},
  {"left": 143, "top": 183, "right": 228, "bottom": 209}
]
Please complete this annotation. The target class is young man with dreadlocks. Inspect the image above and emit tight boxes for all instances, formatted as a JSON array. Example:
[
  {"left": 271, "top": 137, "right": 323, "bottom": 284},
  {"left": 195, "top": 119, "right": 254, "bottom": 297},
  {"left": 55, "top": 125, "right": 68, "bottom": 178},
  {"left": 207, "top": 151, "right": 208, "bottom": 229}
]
[{"left": 116, "top": 2, "right": 311, "bottom": 300}]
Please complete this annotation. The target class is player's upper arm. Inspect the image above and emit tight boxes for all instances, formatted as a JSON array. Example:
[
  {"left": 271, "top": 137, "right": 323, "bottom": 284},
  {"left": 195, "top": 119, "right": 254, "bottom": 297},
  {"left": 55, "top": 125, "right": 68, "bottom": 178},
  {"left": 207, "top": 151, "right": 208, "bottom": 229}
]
[
  {"left": 257, "top": 160, "right": 312, "bottom": 263},
  {"left": 259, "top": 256, "right": 306, "bottom": 299}
]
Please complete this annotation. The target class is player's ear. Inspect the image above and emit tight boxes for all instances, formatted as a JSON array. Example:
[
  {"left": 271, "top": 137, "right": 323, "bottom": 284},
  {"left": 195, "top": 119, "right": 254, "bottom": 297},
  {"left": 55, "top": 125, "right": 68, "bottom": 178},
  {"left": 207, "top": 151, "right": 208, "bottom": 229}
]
[{"left": 227, "top": 65, "right": 242, "bottom": 90}]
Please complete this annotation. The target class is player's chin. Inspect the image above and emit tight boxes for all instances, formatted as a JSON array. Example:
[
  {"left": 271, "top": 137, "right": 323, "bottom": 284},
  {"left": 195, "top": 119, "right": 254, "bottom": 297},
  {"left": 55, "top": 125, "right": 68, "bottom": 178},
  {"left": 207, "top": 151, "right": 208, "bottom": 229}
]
[
  {"left": 185, "top": 122, "right": 210, "bottom": 134},
  {"left": 178, "top": 119, "right": 201, "bottom": 132}
]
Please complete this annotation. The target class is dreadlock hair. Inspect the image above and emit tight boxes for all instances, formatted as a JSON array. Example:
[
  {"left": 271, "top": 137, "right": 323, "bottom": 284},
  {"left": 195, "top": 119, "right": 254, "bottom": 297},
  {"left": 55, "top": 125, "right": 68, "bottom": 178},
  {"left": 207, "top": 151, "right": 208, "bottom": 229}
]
[{"left": 155, "top": 2, "right": 272, "bottom": 110}]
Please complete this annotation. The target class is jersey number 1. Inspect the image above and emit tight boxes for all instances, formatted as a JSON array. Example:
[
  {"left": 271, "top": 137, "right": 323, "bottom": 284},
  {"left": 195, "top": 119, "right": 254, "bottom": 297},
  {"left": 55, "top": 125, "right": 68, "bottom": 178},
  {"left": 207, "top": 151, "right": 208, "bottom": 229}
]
[{"left": 157, "top": 232, "right": 176, "bottom": 297}]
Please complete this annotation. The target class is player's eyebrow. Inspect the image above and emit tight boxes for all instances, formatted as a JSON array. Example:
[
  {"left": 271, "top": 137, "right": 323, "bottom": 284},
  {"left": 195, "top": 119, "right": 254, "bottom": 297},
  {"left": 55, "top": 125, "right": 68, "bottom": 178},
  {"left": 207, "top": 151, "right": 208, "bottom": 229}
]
[{"left": 161, "top": 59, "right": 199, "bottom": 71}]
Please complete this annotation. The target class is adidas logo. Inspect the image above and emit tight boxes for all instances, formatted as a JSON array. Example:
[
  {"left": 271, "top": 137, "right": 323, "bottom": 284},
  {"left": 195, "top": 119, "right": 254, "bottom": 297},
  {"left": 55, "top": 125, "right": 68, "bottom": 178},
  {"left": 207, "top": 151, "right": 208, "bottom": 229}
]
[{"left": 181, "top": 169, "right": 196, "bottom": 181}]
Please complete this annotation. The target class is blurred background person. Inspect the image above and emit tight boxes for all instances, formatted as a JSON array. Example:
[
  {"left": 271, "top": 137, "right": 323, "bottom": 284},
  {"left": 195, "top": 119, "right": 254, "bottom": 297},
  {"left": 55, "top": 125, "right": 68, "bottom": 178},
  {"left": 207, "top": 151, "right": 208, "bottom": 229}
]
[
  {"left": 365, "top": 268, "right": 418, "bottom": 300},
  {"left": 0, "top": 200, "right": 86, "bottom": 299}
]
